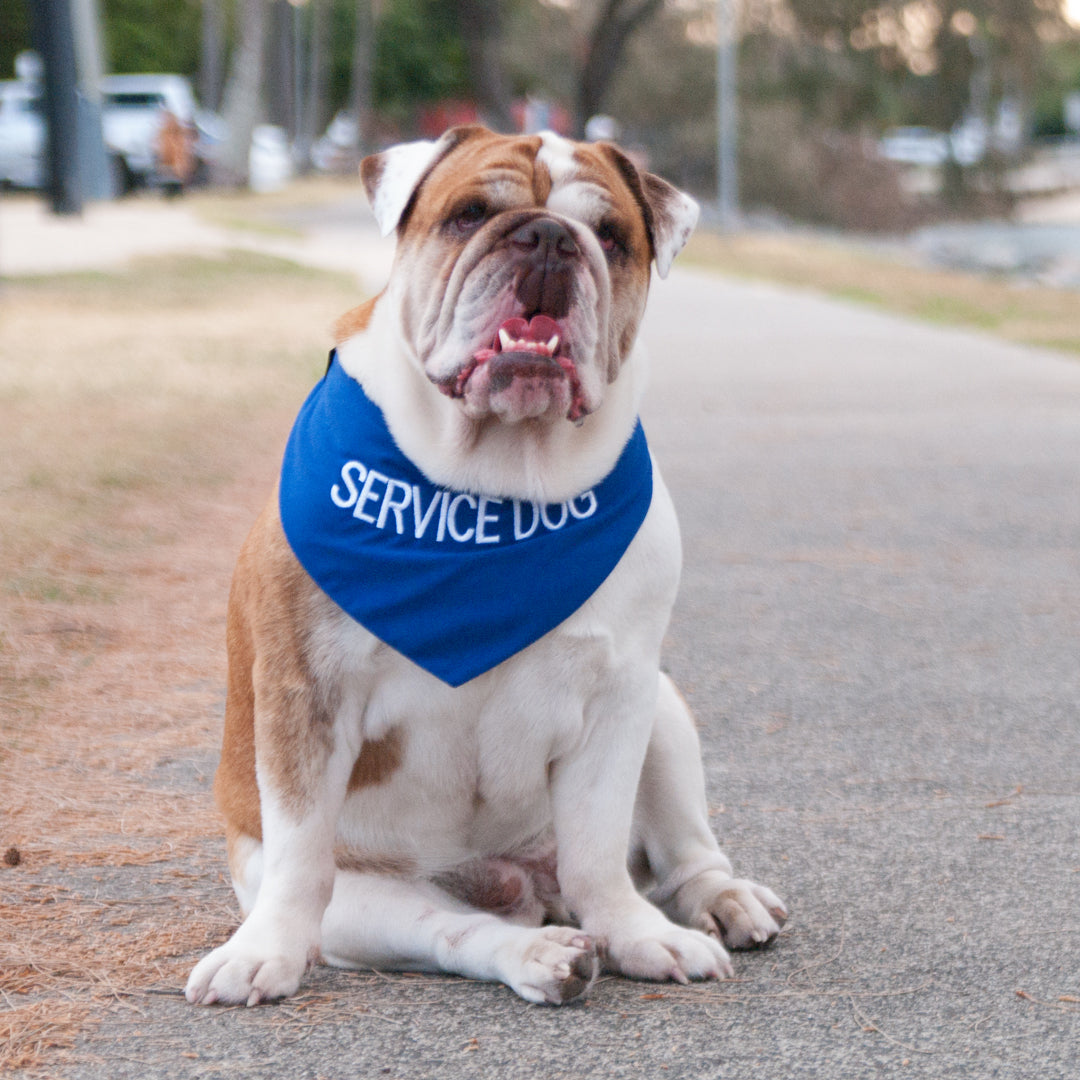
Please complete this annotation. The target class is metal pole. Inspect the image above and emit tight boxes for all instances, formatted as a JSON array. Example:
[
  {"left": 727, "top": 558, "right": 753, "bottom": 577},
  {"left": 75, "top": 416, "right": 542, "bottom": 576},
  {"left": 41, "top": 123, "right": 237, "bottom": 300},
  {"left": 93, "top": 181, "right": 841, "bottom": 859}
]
[
  {"left": 30, "top": 0, "right": 82, "bottom": 215},
  {"left": 716, "top": 0, "right": 738, "bottom": 229},
  {"left": 71, "top": 0, "right": 112, "bottom": 199}
]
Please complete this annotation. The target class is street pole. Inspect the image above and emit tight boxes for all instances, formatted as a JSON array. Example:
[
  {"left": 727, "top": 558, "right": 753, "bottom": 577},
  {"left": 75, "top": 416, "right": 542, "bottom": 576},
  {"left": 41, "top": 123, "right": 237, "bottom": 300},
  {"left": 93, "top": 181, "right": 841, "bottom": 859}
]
[
  {"left": 30, "top": 0, "right": 82, "bottom": 214},
  {"left": 716, "top": 0, "right": 738, "bottom": 229},
  {"left": 71, "top": 0, "right": 112, "bottom": 199}
]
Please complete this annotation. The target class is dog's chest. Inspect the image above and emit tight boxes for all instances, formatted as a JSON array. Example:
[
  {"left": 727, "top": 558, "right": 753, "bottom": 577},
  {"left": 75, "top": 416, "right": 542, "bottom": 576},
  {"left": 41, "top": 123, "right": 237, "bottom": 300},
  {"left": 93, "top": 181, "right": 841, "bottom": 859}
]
[
  {"left": 329, "top": 605, "right": 629, "bottom": 864},
  {"left": 323, "top": 480, "right": 682, "bottom": 866}
]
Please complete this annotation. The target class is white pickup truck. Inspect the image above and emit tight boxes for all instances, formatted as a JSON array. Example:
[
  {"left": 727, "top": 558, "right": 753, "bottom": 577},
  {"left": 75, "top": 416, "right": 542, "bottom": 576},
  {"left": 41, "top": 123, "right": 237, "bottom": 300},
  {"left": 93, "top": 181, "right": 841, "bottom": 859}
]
[{"left": 0, "top": 72, "right": 215, "bottom": 193}]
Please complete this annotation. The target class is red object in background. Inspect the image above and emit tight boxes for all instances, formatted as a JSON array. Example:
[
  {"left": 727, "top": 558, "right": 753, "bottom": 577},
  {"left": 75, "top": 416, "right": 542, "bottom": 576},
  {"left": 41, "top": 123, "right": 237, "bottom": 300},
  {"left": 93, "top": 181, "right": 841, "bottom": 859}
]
[
  {"left": 417, "top": 100, "right": 481, "bottom": 139},
  {"left": 416, "top": 99, "right": 573, "bottom": 139}
]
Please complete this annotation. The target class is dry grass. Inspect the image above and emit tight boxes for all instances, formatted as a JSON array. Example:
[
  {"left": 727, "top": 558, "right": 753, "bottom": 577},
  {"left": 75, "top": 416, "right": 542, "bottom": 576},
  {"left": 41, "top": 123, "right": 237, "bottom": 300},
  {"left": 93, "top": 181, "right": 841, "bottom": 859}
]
[
  {"left": 187, "top": 174, "right": 364, "bottom": 237},
  {"left": 0, "top": 251, "right": 361, "bottom": 1072},
  {"left": 684, "top": 230, "right": 1080, "bottom": 356}
]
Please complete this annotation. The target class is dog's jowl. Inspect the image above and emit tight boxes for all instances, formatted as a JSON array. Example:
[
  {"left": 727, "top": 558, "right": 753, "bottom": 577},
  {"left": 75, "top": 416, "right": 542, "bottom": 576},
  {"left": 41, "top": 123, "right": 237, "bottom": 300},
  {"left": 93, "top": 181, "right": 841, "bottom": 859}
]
[{"left": 186, "top": 126, "right": 787, "bottom": 1008}]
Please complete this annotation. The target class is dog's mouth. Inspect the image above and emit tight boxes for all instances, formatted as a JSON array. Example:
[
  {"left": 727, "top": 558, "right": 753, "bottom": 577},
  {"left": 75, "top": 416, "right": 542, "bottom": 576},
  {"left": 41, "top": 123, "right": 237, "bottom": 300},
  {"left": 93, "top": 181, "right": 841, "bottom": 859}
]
[{"left": 437, "top": 314, "right": 587, "bottom": 423}]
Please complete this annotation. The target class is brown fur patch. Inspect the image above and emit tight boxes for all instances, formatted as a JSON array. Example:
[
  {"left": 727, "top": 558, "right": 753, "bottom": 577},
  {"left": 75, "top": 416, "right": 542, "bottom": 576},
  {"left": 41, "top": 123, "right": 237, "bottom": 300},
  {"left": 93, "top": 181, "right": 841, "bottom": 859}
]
[
  {"left": 333, "top": 295, "right": 379, "bottom": 345},
  {"left": 214, "top": 496, "right": 339, "bottom": 835},
  {"left": 334, "top": 848, "right": 416, "bottom": 877},
  {"left": 531, "top": 156, "right": 552, "bottom": 206},
  {"left": 400, "top": 131, "right": 545, "bottom": 242},
  {"left": 347, "top": 728, "right": 405, "bottom": 792}
]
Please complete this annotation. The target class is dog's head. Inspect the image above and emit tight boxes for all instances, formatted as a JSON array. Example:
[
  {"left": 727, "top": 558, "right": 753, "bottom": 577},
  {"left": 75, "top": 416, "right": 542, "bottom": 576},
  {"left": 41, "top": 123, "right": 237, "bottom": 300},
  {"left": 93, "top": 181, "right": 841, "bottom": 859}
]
[{"left": 361, "top": 126, "right": 698, "bottom": 426}]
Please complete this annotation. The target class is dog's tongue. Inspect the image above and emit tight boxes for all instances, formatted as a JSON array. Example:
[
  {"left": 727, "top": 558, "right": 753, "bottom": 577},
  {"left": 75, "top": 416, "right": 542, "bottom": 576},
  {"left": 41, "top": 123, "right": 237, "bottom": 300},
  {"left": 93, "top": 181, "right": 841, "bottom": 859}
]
[{"left": 497, "top": 315, "right": 560, "bottom": 349}]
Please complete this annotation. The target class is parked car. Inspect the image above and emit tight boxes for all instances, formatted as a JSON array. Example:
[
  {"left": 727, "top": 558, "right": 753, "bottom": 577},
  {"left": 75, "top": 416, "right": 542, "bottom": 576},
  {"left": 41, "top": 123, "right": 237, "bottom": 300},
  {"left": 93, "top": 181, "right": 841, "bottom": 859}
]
[
  {"left": 0, "top": 79, "right": 44, "bottom": 188},
  {"left": 879, "top": 118, "right": 998, "bottom": 169},
  {"left": 101, "top": 74, "right": 198, "bottom": 192},
  {"left": 0, "top": 70, "right": 220, "bottom": 194},
  {"left": 878, "top": 126, "right": 950, "bottom": 167}
]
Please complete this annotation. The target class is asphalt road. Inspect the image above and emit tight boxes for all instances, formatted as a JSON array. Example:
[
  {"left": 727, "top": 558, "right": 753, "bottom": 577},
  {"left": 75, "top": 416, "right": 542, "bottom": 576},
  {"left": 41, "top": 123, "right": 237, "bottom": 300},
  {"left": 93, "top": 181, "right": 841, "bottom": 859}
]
[{"left": 59, "top": 247, "right": 1080, "bottom": 1078}]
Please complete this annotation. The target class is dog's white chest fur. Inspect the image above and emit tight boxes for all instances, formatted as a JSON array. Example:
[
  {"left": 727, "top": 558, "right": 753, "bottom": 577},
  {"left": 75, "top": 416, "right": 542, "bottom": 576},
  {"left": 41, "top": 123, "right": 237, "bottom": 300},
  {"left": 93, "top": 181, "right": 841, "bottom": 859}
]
[{"left": 310, "top": 474, "right": 682, "bottom": 872}]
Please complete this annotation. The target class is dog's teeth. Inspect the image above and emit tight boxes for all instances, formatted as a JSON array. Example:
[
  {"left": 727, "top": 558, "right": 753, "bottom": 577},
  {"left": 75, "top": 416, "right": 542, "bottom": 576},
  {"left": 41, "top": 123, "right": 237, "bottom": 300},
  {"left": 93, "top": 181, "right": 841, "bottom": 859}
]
[{"left": 497, "top": 328, "right": 561, "bottom": 355}]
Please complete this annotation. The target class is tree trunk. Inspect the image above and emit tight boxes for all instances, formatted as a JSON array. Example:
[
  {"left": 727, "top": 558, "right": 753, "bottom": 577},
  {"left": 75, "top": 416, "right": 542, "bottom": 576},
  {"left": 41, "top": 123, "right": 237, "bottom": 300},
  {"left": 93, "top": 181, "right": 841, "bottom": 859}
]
[
  {"left": 455, "top": 0, "right": 515, "bottom": 132},
  {"left": 577, "top": 0, "right": 664, "bottom": 135},
  {"left": 215, "top": 0, "right": 268, "bottom": 186},
  {"left": 199, "top": 0, "right": 227, "bottom": 111},
  {"left": 266, "top": 0, "right": 293, "bottom": 132},
  {"left": 348, "top": 0, "right": 375, "bottom": 159},
  {"left": 302, "top": 0, "right": 329, "bottom": 169}
]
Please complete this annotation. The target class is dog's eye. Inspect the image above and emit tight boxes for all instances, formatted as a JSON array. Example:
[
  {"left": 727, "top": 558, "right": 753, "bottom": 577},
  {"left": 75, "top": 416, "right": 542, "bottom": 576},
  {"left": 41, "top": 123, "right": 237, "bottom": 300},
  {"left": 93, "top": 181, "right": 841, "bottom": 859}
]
[
  {"left": 594, "top": 220, "right": 628, "bottom": 257},
  {"left": 450, "top": 200, "right": 489, "bottom": 234}
]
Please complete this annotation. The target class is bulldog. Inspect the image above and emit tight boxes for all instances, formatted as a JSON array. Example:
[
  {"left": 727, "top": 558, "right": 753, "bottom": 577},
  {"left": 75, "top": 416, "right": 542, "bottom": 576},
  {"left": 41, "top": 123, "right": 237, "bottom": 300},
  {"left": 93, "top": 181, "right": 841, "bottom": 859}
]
[{"left": 186, "top": 126, "right": 786, "bottom": 1008}]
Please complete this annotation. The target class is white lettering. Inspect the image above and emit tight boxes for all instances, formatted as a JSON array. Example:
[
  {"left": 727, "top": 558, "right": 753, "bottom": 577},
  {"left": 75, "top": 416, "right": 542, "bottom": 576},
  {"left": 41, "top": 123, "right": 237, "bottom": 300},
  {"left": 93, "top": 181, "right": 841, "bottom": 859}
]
[
  {"left": 354, "top": 469, "right": 387, "bottom": 524},
  {"left": 569, "top": 490, "right": 598, "bottom": 519},
  {"left": 475, "top": 496, "right": 502, "bottom": 544},
  {"left": 413, "top": 486, "right": 443, "bottom": 538},
  {"left": 331, "top": 461, "right": 366, "bottom": 509},
  {"left": 447, "top": 492, "right": 477, "bottom": 542},
  {"left": 514, "top": 500, "right": 539, "bottom": 540},
  {"left": 436, "top": 490, "right": 451, "bottom": 542},
  {"left": 377, "top": 479, "right": 412, "bottom": 535},
  {"left": 541, "top": 501, "right": 568, "bottom": 531},
  {"left": 334, "top": 466, "right": 599, "bottom": 548}
]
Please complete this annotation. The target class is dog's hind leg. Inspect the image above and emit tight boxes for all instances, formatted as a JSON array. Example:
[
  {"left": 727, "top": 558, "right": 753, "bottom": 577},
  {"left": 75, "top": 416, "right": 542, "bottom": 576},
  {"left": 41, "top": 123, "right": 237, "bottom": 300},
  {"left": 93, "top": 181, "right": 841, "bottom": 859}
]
[
  {"left": 319, "top": 871, "right": 598, "bottom": 1005},
  {"left": 631, "top": 673, "right": 788, "bottom": 950}
]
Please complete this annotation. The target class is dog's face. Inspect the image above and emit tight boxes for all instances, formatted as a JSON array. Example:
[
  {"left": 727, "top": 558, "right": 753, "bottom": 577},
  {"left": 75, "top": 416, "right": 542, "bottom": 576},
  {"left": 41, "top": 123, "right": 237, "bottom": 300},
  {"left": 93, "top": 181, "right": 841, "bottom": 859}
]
[{"left": 361, "top": 126, "right": 698, "bottom": 426}]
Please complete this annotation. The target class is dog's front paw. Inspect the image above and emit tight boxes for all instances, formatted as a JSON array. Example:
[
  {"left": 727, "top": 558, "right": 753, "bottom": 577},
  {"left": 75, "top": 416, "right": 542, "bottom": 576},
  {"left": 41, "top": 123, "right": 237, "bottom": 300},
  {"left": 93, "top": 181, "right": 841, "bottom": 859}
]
[
  {"left": 673, "top": 872, "right": 788, "bottom": 950},
  {"left": 185, "top": 935, "right": 317, "bottom": 1007},
  {"left": 500, "top": 927, "right": 598, "bottom": 1005},
  {"left": 601, "top": 920, "right": 733, "bottom": 984}
]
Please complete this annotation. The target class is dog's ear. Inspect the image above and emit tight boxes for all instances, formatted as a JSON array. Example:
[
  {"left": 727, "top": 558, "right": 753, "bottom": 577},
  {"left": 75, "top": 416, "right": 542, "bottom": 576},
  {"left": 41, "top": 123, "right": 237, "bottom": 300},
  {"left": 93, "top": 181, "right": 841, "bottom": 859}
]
[
  {"left": 598, "top": 145, "right": 700, "bottom": 279},
  {"left": 638, "top": 172, "right": 700, "bottom": 279},
  {"left": 361, "top": 126, "right": 489, "bottom": 237}
]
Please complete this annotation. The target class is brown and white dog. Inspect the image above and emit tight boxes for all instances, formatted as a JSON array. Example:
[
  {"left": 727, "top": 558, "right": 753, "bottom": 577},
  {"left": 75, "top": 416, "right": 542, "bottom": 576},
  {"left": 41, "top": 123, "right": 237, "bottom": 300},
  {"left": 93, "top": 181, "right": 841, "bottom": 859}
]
[{"left": 186, "top": 126, "right": 786, "bottom": 1007}]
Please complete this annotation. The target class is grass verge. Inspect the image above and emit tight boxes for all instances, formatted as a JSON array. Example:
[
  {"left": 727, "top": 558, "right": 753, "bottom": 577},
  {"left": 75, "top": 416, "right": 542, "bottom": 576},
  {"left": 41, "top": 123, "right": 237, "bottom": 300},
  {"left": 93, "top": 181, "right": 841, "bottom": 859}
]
[
  {"left": 0, "top": 251, "right": 360, "bottom": 1073},
  {"left": 684, "top": 229, "right": 1080, "bottom": 355}
]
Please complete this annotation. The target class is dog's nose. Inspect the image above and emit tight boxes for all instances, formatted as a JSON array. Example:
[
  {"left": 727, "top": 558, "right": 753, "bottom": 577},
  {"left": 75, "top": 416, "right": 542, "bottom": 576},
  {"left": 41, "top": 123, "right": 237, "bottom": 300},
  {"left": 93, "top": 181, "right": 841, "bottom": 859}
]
[{"left": 509, "top": 218, "right": 580, "bottom": 260}]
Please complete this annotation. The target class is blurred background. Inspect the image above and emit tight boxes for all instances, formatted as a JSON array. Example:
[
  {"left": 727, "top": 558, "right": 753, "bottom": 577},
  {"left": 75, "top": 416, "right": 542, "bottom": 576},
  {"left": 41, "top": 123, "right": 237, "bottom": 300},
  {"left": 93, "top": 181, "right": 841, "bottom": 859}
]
[{"left": 2, "top": 0, "right": 1080, "bottom": 234}]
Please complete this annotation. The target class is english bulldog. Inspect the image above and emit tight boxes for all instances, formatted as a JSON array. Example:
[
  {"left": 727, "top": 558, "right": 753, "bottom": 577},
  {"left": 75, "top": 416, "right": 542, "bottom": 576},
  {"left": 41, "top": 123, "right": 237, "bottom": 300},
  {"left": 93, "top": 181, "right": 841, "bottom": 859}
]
[{"left": 186, "top": 126, "right": 786, "bottom": 1008}]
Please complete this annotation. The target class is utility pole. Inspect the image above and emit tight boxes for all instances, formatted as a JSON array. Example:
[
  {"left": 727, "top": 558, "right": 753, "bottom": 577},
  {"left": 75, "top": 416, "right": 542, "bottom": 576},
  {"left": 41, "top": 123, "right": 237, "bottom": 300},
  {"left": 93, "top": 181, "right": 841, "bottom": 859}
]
[
  {"left": 30, "top": 0, "right": 82, "bottom": 214},
  {"left": 29, "top": 0, "right": 111, "bottom": 213},
  {"left": 716, "top": 0, "right": 739, "bottom": 229}
]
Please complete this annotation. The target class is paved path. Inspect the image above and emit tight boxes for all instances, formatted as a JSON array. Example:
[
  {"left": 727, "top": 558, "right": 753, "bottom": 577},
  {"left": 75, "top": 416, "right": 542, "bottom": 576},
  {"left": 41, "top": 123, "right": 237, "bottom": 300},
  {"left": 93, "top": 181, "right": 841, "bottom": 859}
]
[
  {"left": 13, "top": 193, "right": 1078, "bottom": 1078},
  {"left": 0, "top": 192, "right": 396, "bottom": 293},
  {"left": 641, "top": 270, "right": 1080, "bottom": 1078}
]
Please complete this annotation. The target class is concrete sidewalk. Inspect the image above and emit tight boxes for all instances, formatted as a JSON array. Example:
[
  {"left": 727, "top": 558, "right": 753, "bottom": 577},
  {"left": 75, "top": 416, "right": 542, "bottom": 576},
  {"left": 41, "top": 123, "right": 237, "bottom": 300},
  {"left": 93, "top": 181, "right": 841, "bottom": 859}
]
[
  {"left": 0, "top": 192, "right": 396, "bottom": 294},
  {"left": 642, "top": 269, "right": 1080, "bottom": 1078},
  {"left": 10, "top": 194, "right": 1078, "bottom": 1078}
]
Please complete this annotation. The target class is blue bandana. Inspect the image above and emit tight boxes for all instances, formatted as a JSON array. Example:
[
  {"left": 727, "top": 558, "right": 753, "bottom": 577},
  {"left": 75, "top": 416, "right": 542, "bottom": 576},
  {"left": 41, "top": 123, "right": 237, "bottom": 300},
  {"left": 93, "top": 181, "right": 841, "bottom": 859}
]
[{"left": 279, "top": 354, "right": 653, "bottom": 687}]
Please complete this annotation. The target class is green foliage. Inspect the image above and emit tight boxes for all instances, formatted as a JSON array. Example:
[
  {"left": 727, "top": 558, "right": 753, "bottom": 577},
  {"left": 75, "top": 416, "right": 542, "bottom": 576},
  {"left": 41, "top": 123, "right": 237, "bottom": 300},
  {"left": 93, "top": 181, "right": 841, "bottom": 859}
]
[
  {"left": 373, "top": 0, "right": 470, "bottom": 115},
  {"left": 100, "top": 0, "right": 201, "bottom": 76},
  {"left": 1031, "top": 40, "right": 1080, "bottom": 136},
  {"left": 767, "top": 0, "right": 1073, "bottom": 133},
  {"left": 0, "top": 2, "right": 32, "bottom": 79}
]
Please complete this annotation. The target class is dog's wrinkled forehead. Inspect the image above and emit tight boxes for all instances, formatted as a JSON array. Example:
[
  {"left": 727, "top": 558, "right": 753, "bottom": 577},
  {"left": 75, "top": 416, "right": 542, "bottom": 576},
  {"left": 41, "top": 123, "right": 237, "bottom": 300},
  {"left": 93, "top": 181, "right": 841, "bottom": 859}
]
[{"left": 361, "top": 126, "right": 698, "bottom": 279}]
